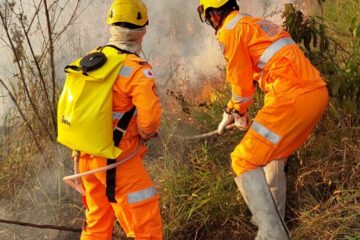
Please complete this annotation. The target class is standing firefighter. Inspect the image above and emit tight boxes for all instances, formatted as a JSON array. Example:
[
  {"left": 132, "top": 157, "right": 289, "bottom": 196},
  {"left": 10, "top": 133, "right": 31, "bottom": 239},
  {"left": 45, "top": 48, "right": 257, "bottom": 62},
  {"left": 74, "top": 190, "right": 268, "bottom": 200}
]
[
  {"left": 197, "top": 0, "right": 328, "bottom": 239},
  {"left": 57, "top": 0, "right": 163, "bottom": 239}
]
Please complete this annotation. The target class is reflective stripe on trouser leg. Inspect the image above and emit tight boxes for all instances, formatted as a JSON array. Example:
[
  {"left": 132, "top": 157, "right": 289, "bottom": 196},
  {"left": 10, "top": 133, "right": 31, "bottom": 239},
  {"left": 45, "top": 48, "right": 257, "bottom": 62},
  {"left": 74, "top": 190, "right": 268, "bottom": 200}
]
[
  {"left": 127, "top": 186, "right": 163, "bottom": 239},
  {"left": 106, "top": 159, "right": 117, "bottom": 203},
  {"left": 128, "top": 186, "right": 157, "bottom": 204},
  {"left": 231, "top": 121, "right": 282, "bottom": 176},
  {"left": 251, "top": 120, "right": 281, "bottom": 144},
  {"left": 107, "top": 153, "right": 163, "bottom": 239},
  {"left": 263, "top": 159, "right": 287, "bottom": 220},
  {"left": 111, "top": 187, "right": 163, "bottom": 239}
]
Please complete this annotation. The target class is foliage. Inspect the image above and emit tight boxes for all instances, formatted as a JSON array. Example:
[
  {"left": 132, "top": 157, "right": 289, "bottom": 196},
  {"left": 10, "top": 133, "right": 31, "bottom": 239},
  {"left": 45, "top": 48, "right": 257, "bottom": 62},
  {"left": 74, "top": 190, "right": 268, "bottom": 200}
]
[
  {"left": 282, "top": 3, "right": 329, "bottom": 54},
  {"left": 0, "top": 1, "right": 83, "bottom": 239},
  {"left": 154, "top": 1, "right": 360, "bottom": 238},
  {"left": 282, "top": 3, "right": 360, "bottom": 109},
  {"left": 350, "top": 17, "right": 360, "bottom": 38},
  {"left": 153, "top": 87, "right": 360, "bottom": 239},
  {"left": 0, "top": 0, "right": 359, "bottom": 240},
  {"left": 282, "top": 3, "right": 329, "bottom": 53},
  {"left": 0, "top": 0, "right": 81, "bottom": 150}
]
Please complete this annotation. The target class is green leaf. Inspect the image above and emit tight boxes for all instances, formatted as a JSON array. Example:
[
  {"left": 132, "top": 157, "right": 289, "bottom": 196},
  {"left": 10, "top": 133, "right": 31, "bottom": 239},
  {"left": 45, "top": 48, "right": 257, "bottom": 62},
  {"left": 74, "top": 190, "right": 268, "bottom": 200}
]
[
  {"left": 312, "top": 30, "right": 318, "bottom": 48},
  {"left": 350, "top": 17, "right": 358, "bottom": 28},
  {"left": 355, "top": 25, "right": 360, "bottom": 38}
]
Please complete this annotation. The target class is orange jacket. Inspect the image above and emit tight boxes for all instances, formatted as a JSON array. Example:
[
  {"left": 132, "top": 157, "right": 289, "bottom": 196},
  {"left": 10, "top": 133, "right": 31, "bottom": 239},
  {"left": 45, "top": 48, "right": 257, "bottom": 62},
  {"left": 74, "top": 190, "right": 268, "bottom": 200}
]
[
  {"left": 112, "top": 53, "right": 162, "bottom": 155},
  {"left": 217, "top": 11, "right": 326, "bottom": 113}
]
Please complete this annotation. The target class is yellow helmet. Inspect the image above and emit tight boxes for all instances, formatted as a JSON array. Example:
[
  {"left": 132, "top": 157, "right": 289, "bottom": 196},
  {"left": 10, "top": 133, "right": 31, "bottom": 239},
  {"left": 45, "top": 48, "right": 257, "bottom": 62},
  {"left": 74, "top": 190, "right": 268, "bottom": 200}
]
[
  {"left": 197, "top": 0, "right": 229, "bottom": 22},
  {"left": 106, "top": 0, "right": 148, "bottom": 27}
]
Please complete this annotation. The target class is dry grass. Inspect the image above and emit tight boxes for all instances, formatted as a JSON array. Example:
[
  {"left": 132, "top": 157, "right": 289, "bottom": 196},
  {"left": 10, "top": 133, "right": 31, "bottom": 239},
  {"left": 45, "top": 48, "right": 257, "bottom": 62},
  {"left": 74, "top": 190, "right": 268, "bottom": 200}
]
[
  {"left": 0, "top": 126, "right": 83, "bottom": 240},
  {"left": 0, "top": 1, "right": 359, "bottom": 239},
  {"left": 0, "top": 91, "right": 358, "bottom": 240},
  {"left": 146, "top": 92, "right": 359, "bottom": 240}
]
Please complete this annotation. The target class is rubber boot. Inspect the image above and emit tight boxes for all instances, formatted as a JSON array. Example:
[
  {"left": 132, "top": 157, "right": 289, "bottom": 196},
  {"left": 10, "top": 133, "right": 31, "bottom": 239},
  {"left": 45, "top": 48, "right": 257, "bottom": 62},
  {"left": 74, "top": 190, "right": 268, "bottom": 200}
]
[
  {"left": 264, "top": 159, "right": 287, "bottom": 220},
  {"left": 249, "top": 159, "right": 287, "bottom": 226},
  {"left": 235, "top": 168, "right": 290, "bottom": 240}
]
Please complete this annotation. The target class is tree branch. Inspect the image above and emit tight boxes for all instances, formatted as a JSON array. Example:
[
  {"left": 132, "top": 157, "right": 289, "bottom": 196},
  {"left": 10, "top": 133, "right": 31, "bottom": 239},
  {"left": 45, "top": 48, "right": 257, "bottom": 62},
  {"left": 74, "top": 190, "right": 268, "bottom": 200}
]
[
  {"left": 38, "top": 0, "right": 81, "bottom": 66},
  {"left": 43, "top": 0, "right": 57, "bottom": 132},
  {"left": 19, "top": 12, "right": 56, "bottom": 133},
  {"left": 0, "top": 78, "right": 42, "bottom": 151},
  {"left": 26, "top": 0, "right": 43, "bottom": 34},
  {"left": 0, "top": 6, "right": 54, "bottom": 142}
]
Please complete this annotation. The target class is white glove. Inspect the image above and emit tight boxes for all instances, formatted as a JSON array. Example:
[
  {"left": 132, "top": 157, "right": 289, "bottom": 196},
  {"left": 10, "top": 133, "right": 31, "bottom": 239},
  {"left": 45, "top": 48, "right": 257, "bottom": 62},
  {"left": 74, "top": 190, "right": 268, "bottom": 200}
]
[
  {"left": 218, "top": 109, "right": 250, "bottom": 135},
  {"left": 217, "top": 111, "right": 234, "bottom": 135},
  {"left": 234, "top": 112, "right": 250, "bottom": 131}
]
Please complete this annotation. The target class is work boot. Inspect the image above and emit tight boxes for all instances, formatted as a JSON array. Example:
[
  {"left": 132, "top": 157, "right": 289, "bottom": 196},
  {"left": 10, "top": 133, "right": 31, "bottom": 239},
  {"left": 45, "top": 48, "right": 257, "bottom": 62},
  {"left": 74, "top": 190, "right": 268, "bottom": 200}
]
[
  {"left": 264, "top": 159, "right": 287, "bottom": 220},
  {"left": 249, "top": 159, "right": 287, "bottom": 227},
  {"left": 235, "top": 168, "right": 290, "bottom": 240}
]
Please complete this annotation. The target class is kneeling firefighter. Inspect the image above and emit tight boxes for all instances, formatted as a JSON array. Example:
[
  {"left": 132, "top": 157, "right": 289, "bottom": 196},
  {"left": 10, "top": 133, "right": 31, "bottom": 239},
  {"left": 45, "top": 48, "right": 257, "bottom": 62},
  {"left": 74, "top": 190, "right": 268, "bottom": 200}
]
[
  {"left": 57, "top": 0, "right": 163, "bottom": 239},
  {"left": 197, "top": 0, "right": 328, "bottom": 239}
]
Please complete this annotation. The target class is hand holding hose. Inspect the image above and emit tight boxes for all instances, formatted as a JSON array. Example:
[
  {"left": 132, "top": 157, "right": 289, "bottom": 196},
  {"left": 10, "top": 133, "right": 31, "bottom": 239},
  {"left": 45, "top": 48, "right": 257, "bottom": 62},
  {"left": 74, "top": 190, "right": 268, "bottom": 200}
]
[
  {"left": 217, "top": 107, "right": 250, "bottom": 134},
  {"left": 181, "top": 108, "right": 251, "bottom": 141}
]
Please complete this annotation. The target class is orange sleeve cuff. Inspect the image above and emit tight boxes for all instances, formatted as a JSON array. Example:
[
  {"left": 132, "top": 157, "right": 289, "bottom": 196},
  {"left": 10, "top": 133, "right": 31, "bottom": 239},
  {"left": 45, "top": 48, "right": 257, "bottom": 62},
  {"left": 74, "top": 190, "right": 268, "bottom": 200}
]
[{"left": 227, "top": 99, "right": 247, "bottom": 114}]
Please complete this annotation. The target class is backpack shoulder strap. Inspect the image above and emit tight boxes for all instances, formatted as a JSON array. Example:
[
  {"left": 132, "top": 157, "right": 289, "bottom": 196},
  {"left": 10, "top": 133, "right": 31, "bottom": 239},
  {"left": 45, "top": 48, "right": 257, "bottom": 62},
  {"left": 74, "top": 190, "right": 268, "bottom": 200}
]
[
  {"left": 113, "top": 106, "right": 136, "bottom": 147},
  {"left": 106, "top": 106, "right": 136, "bottom": 203}
]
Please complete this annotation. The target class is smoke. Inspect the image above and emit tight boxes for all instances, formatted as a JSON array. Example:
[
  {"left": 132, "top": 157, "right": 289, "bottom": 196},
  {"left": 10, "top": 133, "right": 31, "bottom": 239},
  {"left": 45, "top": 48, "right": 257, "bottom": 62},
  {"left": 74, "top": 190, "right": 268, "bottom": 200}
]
[
  {"left": 142, "top": 0, "right": 224, "bottom": 87},
  {"left": 0, "top": 0, "right": 300, "bottom": 120},
  {"left": 58, "top": 0, "right": 225, "bottom": 91},
  {"left": 57, "top": 0, "right": 297, "bottom": 95},
  {"left": 0, "top": 143, "right": 82, "bottom": 240},
  {"left": 0, "top": 1, "right": 302, "bottom": 239}
]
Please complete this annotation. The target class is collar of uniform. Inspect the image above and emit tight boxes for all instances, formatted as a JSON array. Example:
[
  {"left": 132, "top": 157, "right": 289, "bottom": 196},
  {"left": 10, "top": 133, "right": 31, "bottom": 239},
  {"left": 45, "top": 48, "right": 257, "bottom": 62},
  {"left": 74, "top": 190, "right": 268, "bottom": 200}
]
[{"left": 216, "top": 10, "right": 240, "bottom": 38}]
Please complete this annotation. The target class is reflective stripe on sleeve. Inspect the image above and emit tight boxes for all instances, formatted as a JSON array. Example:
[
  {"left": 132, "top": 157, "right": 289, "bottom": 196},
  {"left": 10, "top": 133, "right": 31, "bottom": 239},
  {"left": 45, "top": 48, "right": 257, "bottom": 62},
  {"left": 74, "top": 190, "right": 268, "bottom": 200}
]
[
  {"left": 251, "top": 120, "right": 281, "bottom": 144},
  {"left": 112, "top": 110, "right": 137, "bottom": 120},
  {"left": 232, "top": 91, "right": 254, "bottom": 103},
  {"left": 112, "top": 112, "right": 124, "bottom": 120},
  {"left": 225, "top": 14, "right": 245, "bottom": 30},
  {"left": 119, "top": 66, "right": 134, "bottom": 78},
  {"left": 258, "top": 37, "right": 295, "bottom": 69},
  {"left": 128, "top": 186, "right": 157, "bottom": 204}
]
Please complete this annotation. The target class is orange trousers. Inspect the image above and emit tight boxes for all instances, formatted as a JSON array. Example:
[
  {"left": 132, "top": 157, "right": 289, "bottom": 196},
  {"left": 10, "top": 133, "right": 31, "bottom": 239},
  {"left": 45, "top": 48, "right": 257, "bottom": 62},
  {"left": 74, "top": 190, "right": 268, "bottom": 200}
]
[
  {"left": 231, "top": 87, "right": 329, "bottom": 175},
  {"left": 79, "top": 148, "right": 163, "bottom": 240}
]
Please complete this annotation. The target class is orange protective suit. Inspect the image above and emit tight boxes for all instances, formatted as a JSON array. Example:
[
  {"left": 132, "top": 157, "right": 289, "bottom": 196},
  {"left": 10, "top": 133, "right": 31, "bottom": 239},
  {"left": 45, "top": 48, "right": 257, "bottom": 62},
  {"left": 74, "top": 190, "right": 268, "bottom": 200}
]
[
  {"left": 216, "top": 11, "right": 329, "bottom": 176},
  {"left": 79, "top": 52, "right": 163, "bottom": 240}
]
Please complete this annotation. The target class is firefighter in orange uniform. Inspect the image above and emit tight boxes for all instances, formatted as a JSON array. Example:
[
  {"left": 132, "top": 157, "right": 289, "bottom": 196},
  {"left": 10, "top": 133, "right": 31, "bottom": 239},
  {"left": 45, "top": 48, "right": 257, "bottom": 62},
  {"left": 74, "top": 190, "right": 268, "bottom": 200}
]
[
  {"left": 79, "top": 1, "right": 163, "bottom": 239},
  {"left": 197, "top": 0, "right": 328, "bottom": 239}
]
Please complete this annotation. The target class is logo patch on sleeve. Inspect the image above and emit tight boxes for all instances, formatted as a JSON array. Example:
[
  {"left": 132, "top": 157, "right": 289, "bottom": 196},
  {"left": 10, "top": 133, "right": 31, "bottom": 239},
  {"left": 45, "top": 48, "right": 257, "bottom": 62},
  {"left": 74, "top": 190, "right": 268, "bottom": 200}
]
[{"left": 143, "top": 69, "right": 155, "bottom": 79}]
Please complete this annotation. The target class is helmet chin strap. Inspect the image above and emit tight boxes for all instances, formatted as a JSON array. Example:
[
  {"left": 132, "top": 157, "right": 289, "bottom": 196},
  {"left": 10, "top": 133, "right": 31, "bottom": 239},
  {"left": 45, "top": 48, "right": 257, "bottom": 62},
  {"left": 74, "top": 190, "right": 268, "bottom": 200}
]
[
  {"left": 204, "top": 12, "right": 216, "bottom": 30},
  {"left": 207, "top": 11, "right": 224, "bottom": 33}
]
